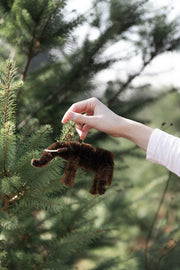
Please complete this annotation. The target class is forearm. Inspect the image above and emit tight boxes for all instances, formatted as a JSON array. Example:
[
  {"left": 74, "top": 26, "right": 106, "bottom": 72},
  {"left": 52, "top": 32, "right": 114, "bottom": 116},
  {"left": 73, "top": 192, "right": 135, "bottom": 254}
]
[
  {"left": 117, "top": 116, "right": 154, "bottom": 151},
  {"left": 120, "top": 117, "right": 180, "bottom": 177}
]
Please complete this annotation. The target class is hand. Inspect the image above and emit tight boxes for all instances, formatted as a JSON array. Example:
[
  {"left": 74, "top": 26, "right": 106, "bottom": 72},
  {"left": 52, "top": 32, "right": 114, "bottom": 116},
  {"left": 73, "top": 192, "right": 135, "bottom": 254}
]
[
  {"left": 62, "top": 97, "right": 153, "bottom": 151},
  {"left": 62, "top": 97, "right": 123, "bottom": 140}
]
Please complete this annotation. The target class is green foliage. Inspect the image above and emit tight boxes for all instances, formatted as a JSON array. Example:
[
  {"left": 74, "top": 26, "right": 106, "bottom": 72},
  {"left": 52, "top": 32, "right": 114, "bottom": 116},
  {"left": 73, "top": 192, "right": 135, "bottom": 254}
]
[
  {"left": 0, "top": 0, "right": 180, "bottom": 269},
  {"left": 0, "top": 61, "right": 22, "bottom": 177},
  {"left": 0, "top": 61, "right": 119, "bottom": 269},
  {"left": 110, "top": 0, "right": 144, "bottom": 30},
  {"left": 60, "top": 121, "right": 77, "bottom": 141}
]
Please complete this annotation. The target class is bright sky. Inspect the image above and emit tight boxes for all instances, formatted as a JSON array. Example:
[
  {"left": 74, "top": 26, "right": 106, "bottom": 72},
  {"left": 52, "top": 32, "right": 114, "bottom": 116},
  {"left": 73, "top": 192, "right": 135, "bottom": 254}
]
[{"left": 66, "top": 0, "right": 180, "bottom": 89}]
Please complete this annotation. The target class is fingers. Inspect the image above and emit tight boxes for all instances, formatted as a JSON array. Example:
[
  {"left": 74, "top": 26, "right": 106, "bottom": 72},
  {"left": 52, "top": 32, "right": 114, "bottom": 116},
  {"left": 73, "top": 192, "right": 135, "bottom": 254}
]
[
  {"left": 61, "top": 97, "right": 102, "bottom": 139},
  {"left": 61, "top": 97, "right": 122, "bottom": 139},
  {"left": 76, "top": 124, "right": 91, "bottom": 140},
  {"left": 62, "top": 109, "right": 85, "bottom": 124},
  {"left": 62, "top": 97, "right": 98, "bottom": 124}
]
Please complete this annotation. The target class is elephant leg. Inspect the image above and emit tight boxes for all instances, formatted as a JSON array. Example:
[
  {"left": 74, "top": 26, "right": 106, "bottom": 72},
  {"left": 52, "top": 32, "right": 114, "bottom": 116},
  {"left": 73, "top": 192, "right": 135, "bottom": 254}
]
[
  {"left": 105, "top": 163, "right": 114, "bottom": 186},
  {"left": 61, "top": 156, "right": 79, "bottom": 187},
  {"left": 90, "top": 165, "right": 111, "bottom": 195}
]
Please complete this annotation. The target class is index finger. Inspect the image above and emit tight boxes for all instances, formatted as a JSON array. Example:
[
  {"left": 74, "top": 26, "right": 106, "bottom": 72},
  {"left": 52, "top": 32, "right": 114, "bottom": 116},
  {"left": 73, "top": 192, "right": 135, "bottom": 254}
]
[{"left": 62, "top": 98, "right": 95, "bottom": 123}]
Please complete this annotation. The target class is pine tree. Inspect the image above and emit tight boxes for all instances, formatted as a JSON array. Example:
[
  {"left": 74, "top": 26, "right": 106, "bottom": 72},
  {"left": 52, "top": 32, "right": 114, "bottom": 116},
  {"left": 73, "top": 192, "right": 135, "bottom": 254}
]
[
  {"left": 0, "top": 61, "right": 118, "bottom": 269},
  {"left": 0, "top": 1, "right": 180, "bottom": 269}
]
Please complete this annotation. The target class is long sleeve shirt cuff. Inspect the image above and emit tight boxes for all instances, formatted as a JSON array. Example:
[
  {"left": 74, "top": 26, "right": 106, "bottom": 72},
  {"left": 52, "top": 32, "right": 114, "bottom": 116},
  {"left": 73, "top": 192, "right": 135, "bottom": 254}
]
[{"left": 146, "top": 128, "right": 180, "bottom": 177}]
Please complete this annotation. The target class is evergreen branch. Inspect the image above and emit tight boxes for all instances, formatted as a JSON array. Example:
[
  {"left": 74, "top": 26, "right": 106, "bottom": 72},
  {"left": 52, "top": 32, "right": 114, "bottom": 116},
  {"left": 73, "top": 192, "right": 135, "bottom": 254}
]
[
  {"left": 144, "top": 172, "right": 172, "bottom": 270},
  {"left": 3, "top": 62, "right": 11, "bottom": 125},
  {"left": 21, "top": 1, "right": 48, "bottom": 80},
  {"left": 21, "top": 49, "right": 33, "bottom": 80},
  {"left": 28, "top": 126, "right": 51, "bottom": 153},
  {"left": 3, "top": 123, "right": 10, "bottom": 177},
  {"left": 61, "top": 121, "right": 76, "bottom": 141},
  {"left": 58, "top": 228, "right": 111, "bottom": 249},
  {"left": 10, "top": 192, "right": 61, "bottom": 216},
  {"left": 17, "top": 87, "right": 67, "bottom": 130},
  {"left": 16, "top": 126, "right": 51, "bottom": 173},
  {"left": 66, "top": 186, "right": 132, "bottom": 233},
  {"left": 25, "top": 194, "right": 62, "bottom": 208},
  {"left": 21, "top": 36, "right": 42, "bottom": 80},
  {"left": 32, "top": 178, "right": 64, "bottom": 194},
  {"left": 40, "top": 0, "right": 65, "bottom": 38},
  {"left": 16, "top": 122, "right": 38, "bottom": 154},
  {"left": 65, "top": 198, "right": 102, "bottom": 233},
  {"left": 20, "top": 76, "right": 49, "bottom": 91},
  {"left": 107, "top": 57, "right": 153, "bottom": 105},
  {"left": 2, "top": 62, "right": 12, "bottom": 177},
  {"left": 21, "top": 0, "right": 66, "bottom": 80}
]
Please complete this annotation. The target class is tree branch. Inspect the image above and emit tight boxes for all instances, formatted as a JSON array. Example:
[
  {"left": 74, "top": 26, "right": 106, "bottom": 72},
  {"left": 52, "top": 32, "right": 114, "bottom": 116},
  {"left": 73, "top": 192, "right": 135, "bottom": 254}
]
[
  {"left": 17, "top": 86, "right": 67, "bottom": 130},
  {"left": 144, "top": 172, "right": 172, "bottom": 270},
  {"left": 3, "top": 63, "right": 12, "bottom": 177},
  {"left": 107, "top": 58, "right": 153, "bottom": 106}
]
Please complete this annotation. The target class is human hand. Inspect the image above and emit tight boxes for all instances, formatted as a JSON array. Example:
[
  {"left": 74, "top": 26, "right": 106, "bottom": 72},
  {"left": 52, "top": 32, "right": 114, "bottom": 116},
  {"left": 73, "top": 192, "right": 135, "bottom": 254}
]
[{"left": 62, "top": 97, "right": 123, "bottom": 140}]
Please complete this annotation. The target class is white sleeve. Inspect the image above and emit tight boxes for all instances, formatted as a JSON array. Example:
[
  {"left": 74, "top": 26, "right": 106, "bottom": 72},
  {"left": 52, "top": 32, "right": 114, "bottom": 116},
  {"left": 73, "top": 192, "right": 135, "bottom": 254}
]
[{"left": 146, "top": 128, "right": 180, "bottom": 177}]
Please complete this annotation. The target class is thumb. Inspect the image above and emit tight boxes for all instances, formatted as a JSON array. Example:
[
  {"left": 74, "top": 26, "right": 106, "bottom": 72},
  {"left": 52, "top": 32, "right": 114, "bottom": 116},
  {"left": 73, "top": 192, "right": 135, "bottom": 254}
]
[{"left": 76, "top": 124, "right": 91, "bottom": 140}]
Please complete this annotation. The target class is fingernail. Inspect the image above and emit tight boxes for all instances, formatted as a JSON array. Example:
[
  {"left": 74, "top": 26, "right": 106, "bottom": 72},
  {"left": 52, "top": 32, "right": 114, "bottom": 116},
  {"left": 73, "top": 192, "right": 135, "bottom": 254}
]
[
  {"left": 61, "top": 116, "right": 66, "bottom": 124},
  {"left": 61, "top": 112, "right": 74, "bottom": 124}
]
